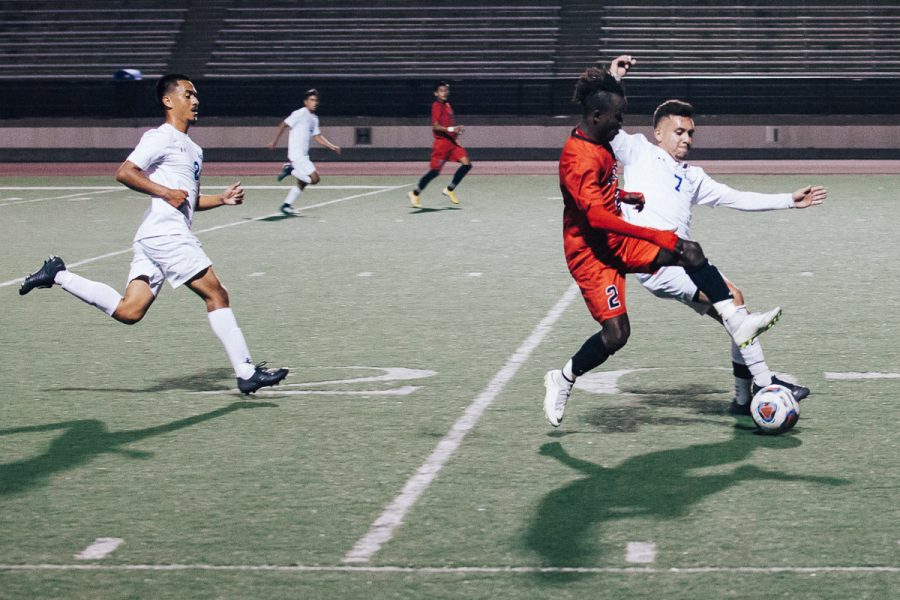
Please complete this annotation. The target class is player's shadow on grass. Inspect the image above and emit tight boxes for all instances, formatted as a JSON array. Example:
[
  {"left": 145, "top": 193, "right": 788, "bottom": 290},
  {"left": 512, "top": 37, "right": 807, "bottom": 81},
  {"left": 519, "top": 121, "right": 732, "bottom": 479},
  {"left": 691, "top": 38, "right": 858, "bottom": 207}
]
[
  {"left": 581, "top": 388, "right": 737, "bottom": 434},
  {"left": 410, "top": 206, "right": 462, "bottom": 213},
  {"left": 47, "top": 368, "right": 235, "bottom": 394},
  {"left": 0, "top": 401, "right": 275, "bottom": 497},
  {"left": 525, "top": 430, "right": 849, "bottom": 579},
  {"left": 259, "top": 213, "right": 302, "bottom": 222}
]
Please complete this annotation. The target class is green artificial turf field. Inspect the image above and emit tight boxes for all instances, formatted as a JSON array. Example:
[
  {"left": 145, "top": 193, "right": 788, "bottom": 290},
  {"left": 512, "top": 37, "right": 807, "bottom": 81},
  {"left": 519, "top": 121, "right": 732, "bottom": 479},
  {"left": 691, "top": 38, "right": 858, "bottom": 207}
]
[{"left": 0, "top": 173, "right": 897, "bottom": 599}]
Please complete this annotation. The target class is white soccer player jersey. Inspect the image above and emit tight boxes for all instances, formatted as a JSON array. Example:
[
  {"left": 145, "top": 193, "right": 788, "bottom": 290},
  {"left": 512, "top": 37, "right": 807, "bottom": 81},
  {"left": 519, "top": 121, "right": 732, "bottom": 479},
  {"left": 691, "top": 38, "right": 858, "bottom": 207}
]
[
  {"left": 611, "top": 131, "right": 793, "bottom": 239},
  {"left": 126, "top": 123, "right": 203, "bottom": 241},
  {"left": 285, "top": 107, "right": 320, "bottom": 162}
]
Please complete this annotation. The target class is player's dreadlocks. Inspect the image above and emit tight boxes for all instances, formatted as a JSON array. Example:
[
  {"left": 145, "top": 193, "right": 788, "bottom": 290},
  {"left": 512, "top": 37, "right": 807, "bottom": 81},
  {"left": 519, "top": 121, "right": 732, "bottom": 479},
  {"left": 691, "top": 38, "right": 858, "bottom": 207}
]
[{"left": 572, "top": 64, "right": 625, "bottom": 115}]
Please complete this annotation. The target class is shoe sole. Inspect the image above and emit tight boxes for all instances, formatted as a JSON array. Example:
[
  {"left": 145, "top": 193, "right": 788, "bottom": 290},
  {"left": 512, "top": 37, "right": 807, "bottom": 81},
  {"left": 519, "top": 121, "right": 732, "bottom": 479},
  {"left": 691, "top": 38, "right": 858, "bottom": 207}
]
[
  {"left": 737, "top": 308, "right": 781, "bottom": 348},
  {"left": 442, "top": 192, "right": 459, "bottom": 205}
]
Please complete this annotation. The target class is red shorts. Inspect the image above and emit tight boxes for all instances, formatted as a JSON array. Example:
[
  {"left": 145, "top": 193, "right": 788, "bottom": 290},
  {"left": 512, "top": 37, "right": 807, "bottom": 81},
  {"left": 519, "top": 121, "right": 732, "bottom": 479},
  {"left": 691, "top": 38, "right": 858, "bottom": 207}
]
[
  {"left": 430, "top": 138, "right": 468, "bottom": 170},
  {"left": 569, "top": 235, "right": 661, "bottom": 323}
]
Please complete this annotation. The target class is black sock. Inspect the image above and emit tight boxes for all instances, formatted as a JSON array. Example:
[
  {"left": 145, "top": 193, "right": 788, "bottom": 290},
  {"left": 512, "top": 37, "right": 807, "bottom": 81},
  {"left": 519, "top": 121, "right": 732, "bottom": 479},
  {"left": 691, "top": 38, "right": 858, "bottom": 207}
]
[
  {"left": 732, "top": 361, "right": 752, "bottom": 379},
  {"left": 416, "top": 169, "right": 440, "bottom": 193},
  {"left": 447, "top": 163, "right": 471, "bottom": 191},
  {"left": 685, "top": 259, "right": 732, "bottom": 304},
  {"left": 571, "top": 331, "right": 612, "bottom": 377}
]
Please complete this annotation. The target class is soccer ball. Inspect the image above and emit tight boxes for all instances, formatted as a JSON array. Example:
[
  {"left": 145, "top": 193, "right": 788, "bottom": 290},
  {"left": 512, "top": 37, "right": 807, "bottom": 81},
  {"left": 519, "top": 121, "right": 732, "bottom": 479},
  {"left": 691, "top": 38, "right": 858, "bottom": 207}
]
[{"left": 750, "top": 384, "right": 799, "bottom": 434}]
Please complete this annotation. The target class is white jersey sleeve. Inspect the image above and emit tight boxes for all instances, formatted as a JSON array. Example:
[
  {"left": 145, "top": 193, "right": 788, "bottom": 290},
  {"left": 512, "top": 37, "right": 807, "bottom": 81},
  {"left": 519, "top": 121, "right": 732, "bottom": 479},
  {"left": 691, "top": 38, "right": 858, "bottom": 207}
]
[
  {"left": 609, "top": 130, "right": 649, "bottom": 165},
  {"left": 690, "top": 167, "right": 794, "bottom": 211},
  {"left": 126, "top": 128, "right": 167, "bottom": 171}
]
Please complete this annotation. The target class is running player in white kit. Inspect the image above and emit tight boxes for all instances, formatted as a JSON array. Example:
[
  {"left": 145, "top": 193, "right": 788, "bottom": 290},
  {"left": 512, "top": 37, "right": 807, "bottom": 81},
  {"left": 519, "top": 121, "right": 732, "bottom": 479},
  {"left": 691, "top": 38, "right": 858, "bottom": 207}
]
[
  {"left": 19, "top": 74, "right": 288, "bottom": 395},
  {"left": 266, "top": 88, "right": 341, "bottom": 215},
  {"left": 608, "top": 56, "right": 827, "bottom": 414}
]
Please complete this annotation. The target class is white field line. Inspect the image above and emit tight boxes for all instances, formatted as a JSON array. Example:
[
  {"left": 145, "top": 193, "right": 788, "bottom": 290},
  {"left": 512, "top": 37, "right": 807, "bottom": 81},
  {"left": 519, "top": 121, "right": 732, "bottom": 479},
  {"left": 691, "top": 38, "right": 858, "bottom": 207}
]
[
  {"left": 0, "top": 185, "right": 393, "bottom": 191},
  {"left": 0, "top": 188, "right": 120, "bottom": 207},
  {"left": 825, "top": 372, "right": 900, "bottom": 380},
  {"left": 342, "top": 283, "right": 580, "bottom": 564},
  {"left": 0, "top": 564, "right": 896, "bottom": 574},
  {"left": 73, "top": 538, "right": 123, "bottom": 560},
  {"left": 0, "top": 184, "right": 408, "bottom": 289},
  {"left": 625, "top": 542, "right": 657, "bottom": 564}
]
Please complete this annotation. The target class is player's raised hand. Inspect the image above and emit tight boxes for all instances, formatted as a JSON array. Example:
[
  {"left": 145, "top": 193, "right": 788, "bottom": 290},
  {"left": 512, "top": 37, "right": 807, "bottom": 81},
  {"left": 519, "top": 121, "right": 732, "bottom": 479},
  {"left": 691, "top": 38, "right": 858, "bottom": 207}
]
[
  {"left": 333, "top": 145, "right": 342, "bottom": 155},
  {"left": 792, "top": 185, "right": 827, "bottom": 208},
  {"left": 164, "top": 188, "right": 189, "bottom": 209},
  {"left": 618, "top": 190, "right": 645, "bottom": 212},
  {"left": 609, "top": 55, "right": 636, "bottom": 79},
  {"left": 221, "top": 181, "right": 245, "bottom": 205}
]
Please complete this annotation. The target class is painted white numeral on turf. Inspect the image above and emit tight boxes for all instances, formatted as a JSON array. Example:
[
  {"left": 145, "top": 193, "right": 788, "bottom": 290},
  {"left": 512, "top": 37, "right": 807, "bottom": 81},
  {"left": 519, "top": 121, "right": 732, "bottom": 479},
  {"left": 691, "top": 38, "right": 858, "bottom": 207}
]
[
  {"left": 574, "top": 368, "right": 653, "bottom": 395},
  {"left": 74, "top": 538, "right": 123, "bottom": 560}
]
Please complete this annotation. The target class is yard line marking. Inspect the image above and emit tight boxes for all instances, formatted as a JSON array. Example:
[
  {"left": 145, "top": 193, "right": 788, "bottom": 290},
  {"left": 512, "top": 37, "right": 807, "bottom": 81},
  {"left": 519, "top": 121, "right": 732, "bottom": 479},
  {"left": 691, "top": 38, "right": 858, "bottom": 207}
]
[
  {"left": 0, "top": 185, "right": 392, "bottom": 191},
  {"left": 0, "top": 564, "right": 897, "bottom": 574},
  {"left": 0, "top": 188, "right": 120, "bottom": 207},
  {"left": 0, "top": 185, "right": 408, "bottom": 289},
  {"left": 73, "top": 538, "right": 123, "bottom": 560},
  {"left": 343, "top": 283, "right": 580, "bottom": 564},
  {"left": 625, "top": 542, "right": 657, "bottom": 564},
  {"left": 825, "top": 372, "right": 900, "bottom": 380}
]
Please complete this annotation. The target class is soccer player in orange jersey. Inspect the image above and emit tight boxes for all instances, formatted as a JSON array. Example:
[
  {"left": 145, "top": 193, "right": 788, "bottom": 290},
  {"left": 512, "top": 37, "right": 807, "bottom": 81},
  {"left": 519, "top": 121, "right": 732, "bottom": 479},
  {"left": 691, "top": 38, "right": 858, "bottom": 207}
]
[
  {"left": 543, "top": 64, "right": 782, "bottom": 427},
  {"left": 407, "top": 81, "right": 472, "bottom": 208}
]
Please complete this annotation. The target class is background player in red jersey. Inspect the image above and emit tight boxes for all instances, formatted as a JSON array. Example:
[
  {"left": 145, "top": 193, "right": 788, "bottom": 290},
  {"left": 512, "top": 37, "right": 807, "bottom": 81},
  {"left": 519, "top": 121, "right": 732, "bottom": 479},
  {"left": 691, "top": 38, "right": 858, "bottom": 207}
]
[
  {"left": 543, "top": 64, "right": 782, "bottom": 427},
  {"left": 407, "top": 81, "right": 473, "bottom": 208}
]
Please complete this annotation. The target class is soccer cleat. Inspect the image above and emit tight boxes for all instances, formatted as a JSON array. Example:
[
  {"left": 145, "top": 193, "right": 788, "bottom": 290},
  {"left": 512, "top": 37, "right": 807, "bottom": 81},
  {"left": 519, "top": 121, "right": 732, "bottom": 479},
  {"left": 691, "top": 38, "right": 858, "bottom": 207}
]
[
  {"left": 728, "top": 400, "right": 752, "bottom": 416},
  {"left": 753, "top": 375, "right": 810, "bottom": 403},
  {"left": 276, "top": 163, "right": 293, "bottom": 182},
  {"left": 543, "top": 369, "right": 573, "bottom": 427},
  {"left": 725, "top": 306, "right": 781, "bottom": 348},
  {"left": 280, "top": 203, "right": 295, "bottom": 215},
  {"left": 442, "top": 187, "right": 460, "bottom": 205},
  {"left": 237, "top": 362, "right": 289, "bottom": 394},
  {"left": 19, "top": 255, "right": 66, "bottom": 296},
  {"left": 408, "top": 190, "right": 421, "bottom": 208}
]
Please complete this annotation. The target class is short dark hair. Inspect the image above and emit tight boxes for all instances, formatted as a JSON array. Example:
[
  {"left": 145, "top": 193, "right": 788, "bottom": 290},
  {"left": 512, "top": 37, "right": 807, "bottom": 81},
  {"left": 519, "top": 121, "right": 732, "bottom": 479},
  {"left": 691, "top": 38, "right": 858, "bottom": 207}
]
[
  {"left": 156, "top": 73, "right": 191, "bottom": 108},
  {"left": 433, "top": 80, "right": 450, "bottom": 92},
  {"left": 572, "top": 64, "right": 625, "bottom": 116},
  {"left": 653, "top": 99, "right": 694, "bottom": 128},
  {"left": 304, "top": 88, "right": 319, "bottom": 100}
]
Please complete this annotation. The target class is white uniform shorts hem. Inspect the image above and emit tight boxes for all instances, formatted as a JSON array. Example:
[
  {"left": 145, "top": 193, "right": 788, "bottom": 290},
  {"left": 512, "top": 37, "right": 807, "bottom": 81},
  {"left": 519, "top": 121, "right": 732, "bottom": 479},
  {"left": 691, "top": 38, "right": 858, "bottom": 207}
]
[
  {"left": 636, "top": 266, "right": 710, "bottom": 315},
  {"left": 128, "top": 235, "right": 212, "bottom": 296},
  {"left": 288, "top": 156, "right": 316, "bottom": 179}
]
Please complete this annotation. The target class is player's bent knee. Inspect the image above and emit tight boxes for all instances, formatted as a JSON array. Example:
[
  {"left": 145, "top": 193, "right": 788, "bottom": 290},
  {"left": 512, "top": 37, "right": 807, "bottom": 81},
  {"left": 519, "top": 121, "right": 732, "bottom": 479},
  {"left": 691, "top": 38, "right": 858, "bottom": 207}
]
[{"left": 679, "top": 239, "right": 706, "bottom": 267}]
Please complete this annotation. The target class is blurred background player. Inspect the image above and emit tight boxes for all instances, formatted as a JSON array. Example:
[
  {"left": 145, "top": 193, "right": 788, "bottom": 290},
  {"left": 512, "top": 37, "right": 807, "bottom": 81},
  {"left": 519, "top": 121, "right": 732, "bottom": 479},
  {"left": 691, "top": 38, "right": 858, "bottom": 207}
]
[
  {"left": 407, "top": 81, "right": 473, "bottom": 208},
  {"left": 543, "top": 64, "right": 782, "bottom": 428},
  {"left": 608, "top": 55, "right": 826, "bottom": 414},
  {"left": 267, "top": 88, "right": 341, "bottom": 215},
  {"left": 19, "top": 74, "right": 288, "bottom": 395}
]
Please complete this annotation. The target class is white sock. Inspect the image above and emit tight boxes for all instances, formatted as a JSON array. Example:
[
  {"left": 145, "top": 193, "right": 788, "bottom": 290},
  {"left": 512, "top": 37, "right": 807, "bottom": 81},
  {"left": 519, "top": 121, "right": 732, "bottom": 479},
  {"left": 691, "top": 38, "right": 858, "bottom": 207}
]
[
  {"left": 729, "top": 307, "right": 773, "bottom": 387},
  {"left": 207, "top": 308, "right": 255, "bottom": 379},
  {"left": 283, "top": 187, "right": 302, "bottom": 206},
  {"left": 562, "top": 359, "right": 576, "bottom": 384},
  {"left": 713, "top": 298, "right": 738, "bottom": 321},
  {"left": 55, "top": 270, "right": 122, "bottom": 316}
]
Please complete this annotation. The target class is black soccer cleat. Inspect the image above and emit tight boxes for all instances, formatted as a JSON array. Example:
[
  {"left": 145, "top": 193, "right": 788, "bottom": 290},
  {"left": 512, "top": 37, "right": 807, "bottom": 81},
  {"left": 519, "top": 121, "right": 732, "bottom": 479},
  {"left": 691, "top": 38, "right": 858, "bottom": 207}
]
[
  {"left": 276, "top": 163, "right": 293, "bottom": 182},
  {"left": 237, "top": 362, "right": 289, "bottom": 394},
  {"left": 752, "top": 375, "right": 810, "bottom": 403},
  {"left": 728, "top": 400, "right": 752, "bottom": 416},
  {"left": 19, "top": 255, "right": 66, "bottom": 296}
]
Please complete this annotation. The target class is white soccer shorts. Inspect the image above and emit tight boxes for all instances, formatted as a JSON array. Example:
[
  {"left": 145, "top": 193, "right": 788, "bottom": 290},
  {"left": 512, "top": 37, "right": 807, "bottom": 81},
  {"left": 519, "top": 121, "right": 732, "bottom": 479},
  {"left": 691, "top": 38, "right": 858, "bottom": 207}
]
[
  {"left": 289, "top": 155, "right": 316, "bottom": 181},
  {"left": 635, "top": 266, "right": 710, "bottom": 315},
  {"left": 127, "top": 234, "right": 213, "bottom": 295}
]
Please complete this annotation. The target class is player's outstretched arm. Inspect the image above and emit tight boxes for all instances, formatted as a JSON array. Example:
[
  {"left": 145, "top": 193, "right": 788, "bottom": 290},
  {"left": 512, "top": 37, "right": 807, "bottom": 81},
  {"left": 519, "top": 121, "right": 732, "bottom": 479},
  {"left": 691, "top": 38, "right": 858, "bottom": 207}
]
[
  {"left": 791, "top": 185, "right": 827, "bottom": 208},
  {"left": 198, "top": 181, "right": 244, "bottom": 211},
  {"left": 266, "top": 121, "right": 288, "bottom": 150},
  {"left": 115, "top": 160, "right": 188, "bottom": 209},
  {"left": 313, "top": 134, "right": 341, "bottom": 155}
]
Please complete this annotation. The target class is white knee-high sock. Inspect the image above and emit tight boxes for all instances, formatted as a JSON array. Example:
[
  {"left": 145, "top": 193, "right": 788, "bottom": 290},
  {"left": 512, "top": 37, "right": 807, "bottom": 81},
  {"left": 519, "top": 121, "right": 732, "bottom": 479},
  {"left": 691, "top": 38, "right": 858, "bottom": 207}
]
[
  {"left": 207, "top": 308, "right": 255, "bottom": 379},
  {"left": 730, "top": 306, "right": 772, "bottom": 387},
  {"left": 283, "top": 187, "right": 302, "bottom": 206},
  {"left": 54, "top": 270, "right": 122, "bottom": 316}
]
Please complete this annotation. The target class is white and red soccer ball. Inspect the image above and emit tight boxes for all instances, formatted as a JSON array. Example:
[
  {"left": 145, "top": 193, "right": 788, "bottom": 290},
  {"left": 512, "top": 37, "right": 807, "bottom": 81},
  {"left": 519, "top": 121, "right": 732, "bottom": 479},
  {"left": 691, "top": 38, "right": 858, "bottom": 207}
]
[{"left": 750, "top": 384, "right": 799, "bottom": 434}]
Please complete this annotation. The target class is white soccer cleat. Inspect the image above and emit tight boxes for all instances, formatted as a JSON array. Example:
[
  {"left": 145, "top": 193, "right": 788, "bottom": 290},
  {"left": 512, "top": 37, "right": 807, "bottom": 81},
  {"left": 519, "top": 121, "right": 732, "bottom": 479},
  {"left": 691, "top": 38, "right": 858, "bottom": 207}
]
[
  {"left": 543, "top": 369, "right": 573, "bottom": 427},
  {"left": 725, "top": 306, "right": 781, "bottom": 348}
]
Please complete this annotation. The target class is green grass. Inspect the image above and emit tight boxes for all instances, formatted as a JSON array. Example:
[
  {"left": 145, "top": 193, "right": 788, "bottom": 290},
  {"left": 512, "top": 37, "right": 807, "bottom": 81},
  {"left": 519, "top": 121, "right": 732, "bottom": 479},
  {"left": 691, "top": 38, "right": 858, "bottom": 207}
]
[{"left": 0, "top": 174, "right": 898, "bottom": 599}]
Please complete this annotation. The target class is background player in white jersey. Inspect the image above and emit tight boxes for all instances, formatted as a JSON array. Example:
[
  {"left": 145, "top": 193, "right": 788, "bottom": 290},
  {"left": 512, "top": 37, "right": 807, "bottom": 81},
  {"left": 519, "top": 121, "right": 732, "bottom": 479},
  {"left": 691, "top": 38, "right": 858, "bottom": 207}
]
[
  {"left": 19, "top": 74, "right": 288, "bottom": 395},
  {"left": 608, "top": 55, "right": 827, "bottom": 414},
  {"left": 266, "top": 88, "right": 341, "bottom": 215}
]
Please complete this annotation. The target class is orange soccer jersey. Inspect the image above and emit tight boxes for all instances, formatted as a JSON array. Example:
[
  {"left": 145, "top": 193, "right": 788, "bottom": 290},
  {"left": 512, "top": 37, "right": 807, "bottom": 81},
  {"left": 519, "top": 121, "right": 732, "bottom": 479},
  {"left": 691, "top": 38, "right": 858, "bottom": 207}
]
[{"left": 559, "top": 128, "right": 678, "bottom": 322}]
